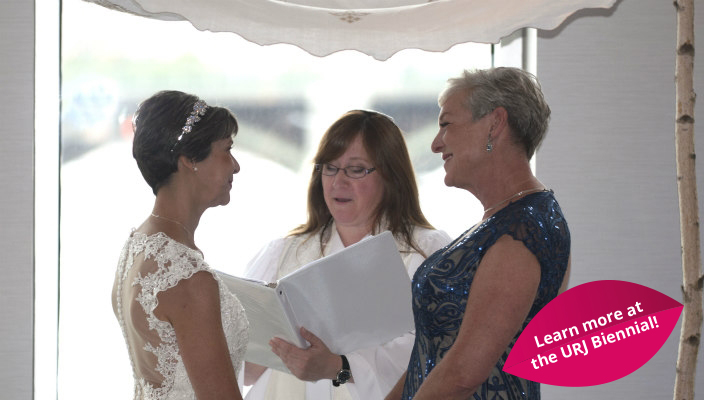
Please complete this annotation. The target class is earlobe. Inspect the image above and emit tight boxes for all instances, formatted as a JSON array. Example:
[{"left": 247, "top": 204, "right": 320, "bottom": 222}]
[{"left": 177, "top": 155, "right": 198, "bottom": 172}]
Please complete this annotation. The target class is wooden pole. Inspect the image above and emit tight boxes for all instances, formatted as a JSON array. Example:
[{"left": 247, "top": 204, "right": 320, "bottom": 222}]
[{"left": 673, "top": 1, "right": 702, "bottom": 399}]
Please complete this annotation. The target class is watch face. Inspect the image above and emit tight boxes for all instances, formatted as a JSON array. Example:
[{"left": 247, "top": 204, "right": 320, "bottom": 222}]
[{"left": 337, "top": 369, "right": 351, "bottom": 383}]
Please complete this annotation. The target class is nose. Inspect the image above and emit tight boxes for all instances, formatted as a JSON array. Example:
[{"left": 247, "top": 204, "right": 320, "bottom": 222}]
[
  {"left": 231, "top": 154, "right": 240, "bottom": 174},
  {"left": 431, "top": 130, "right": 444, "bottom": 153},
  {"left": 330, "top": 170, "right": 349, "bottom": 187}
]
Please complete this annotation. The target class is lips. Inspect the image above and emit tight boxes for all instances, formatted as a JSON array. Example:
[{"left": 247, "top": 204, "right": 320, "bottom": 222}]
[{"left": 442, "top": 153, "right": 453, "bottom": 161}]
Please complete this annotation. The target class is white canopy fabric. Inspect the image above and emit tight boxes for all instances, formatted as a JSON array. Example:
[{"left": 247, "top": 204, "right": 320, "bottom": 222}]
[{"left": 84, "top": 0, "right": 618, "bottom": 60}]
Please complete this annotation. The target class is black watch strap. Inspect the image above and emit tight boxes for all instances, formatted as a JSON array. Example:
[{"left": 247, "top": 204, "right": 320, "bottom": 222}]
[{"left": 332, "top": 355, "right": 351, "bottom": 387}]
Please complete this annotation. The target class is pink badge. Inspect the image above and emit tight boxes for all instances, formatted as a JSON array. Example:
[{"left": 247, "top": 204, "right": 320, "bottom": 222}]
[{"left": 503, "top": 280, "right": 683, "bottom": 386}]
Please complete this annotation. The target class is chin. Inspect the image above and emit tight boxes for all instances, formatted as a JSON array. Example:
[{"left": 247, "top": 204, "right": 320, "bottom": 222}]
[
  {"left": 217, "top": 194, "right": 231, "bottom": 206},
  {"left": 443, "top": 174, "right": 454, "bottom": 187}
]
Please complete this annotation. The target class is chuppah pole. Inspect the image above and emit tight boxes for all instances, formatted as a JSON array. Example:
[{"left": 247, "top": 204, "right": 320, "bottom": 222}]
[{"left": 673, "top": 1, "right": 702, "bottom": 399}]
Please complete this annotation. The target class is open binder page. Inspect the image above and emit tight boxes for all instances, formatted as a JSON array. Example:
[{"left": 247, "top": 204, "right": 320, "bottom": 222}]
[
  {"left": 216, "top": 274, "right": 304, "bottom": 372},
  {"left": 276, "top": 231, "right": 414, "bottom": 356},
  {"left": 218, "top": 231, "right": 415, "bottom": 373}
]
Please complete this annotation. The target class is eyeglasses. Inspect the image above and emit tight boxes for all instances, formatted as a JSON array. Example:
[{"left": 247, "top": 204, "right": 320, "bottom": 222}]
[{"left": 315, "top": 163, "right": 376, "bottom": 179}]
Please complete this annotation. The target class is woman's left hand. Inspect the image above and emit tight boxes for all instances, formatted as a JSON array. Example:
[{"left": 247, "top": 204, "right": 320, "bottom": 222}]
[{"left": 270, "top": 327, "right": 344, "bottom": 382}]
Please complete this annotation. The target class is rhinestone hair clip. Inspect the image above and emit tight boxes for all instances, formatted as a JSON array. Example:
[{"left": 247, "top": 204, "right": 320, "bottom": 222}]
[{"left": 170, "top": 99, "right": 208, "bottom": 153}]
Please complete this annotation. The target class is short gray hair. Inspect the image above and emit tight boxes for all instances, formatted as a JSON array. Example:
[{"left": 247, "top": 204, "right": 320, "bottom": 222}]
[{"left": 439, "top": 67, "right": 551, "bottom": 159}]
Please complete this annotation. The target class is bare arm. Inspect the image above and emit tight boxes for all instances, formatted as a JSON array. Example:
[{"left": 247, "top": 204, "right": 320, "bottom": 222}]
[
  {"left": 244, "top": 362, "right": 268, "bottom": 386},
  {"left": 558, "top": 256, "right": 571, "bottom": 294},
  {"left": 385, "top": 371, "right": 406, "bottom": 400},
  {"left": 412, "top": 235, "right": 541, "bottom": 399},
  {"left": 155, "top": 271, "right": 243, "bottom": 400}
]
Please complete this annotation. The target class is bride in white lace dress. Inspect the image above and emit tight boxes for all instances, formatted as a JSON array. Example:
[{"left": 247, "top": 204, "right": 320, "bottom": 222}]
[{"left": 112, "top": 91, "right": 249, "bottom": 400}]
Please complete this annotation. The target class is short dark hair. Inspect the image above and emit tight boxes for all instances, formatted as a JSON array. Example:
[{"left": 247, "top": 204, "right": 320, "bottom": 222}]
[{"left": 132, "top": 90, "right": 238, "bottom": 195}]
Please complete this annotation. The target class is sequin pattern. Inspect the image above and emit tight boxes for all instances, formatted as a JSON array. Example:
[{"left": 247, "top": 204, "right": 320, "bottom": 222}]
[
  {"left": 114, "top": 232, "right": 248, "bottom": 400},
  {"left": 402, "top": 191, "right": 570, "bottom": 399}
]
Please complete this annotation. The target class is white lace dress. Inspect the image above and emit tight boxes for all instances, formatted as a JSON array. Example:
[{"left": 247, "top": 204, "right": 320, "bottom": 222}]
[{"left": 113, "top": 231, "right": 249, "bottom": 400}]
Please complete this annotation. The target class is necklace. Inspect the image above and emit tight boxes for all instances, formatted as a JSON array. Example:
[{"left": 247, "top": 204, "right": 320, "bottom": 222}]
[
  {"left": 483, "top": 187, "right": 546, "bottom": 214},
  {"left": 150, "top": 213, "right": 193, "bottom": 237}
]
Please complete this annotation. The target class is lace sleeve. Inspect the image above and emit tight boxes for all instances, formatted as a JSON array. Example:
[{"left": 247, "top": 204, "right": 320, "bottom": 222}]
[{"left": 134, "top": 233, "right": 210, "bottom": 316}]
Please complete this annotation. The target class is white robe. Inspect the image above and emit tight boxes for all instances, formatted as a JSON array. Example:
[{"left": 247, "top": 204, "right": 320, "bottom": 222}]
[{"left": 243, "top": 223, "right": 451, "bottom": 400}]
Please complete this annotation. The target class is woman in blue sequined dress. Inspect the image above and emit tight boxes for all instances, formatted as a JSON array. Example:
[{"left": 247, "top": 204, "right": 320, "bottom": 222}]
[{"left": 385, "top": 67, "right": 571, "bottom": 400}]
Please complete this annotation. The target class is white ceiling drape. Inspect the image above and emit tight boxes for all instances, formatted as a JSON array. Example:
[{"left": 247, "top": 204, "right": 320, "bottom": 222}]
[{"left": 84, "top": 0, "right": 618, "bottom": 60}]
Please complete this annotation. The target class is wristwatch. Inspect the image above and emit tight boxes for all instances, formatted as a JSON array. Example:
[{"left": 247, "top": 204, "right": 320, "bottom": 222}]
[{"left": 332, "top": 355, "right": 352, "bottom": 386}]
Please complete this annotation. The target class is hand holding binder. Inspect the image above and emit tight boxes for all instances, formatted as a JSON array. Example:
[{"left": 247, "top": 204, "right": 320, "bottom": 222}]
[{"left": 217, "top": 231, "right": 415, "bottom": 373}]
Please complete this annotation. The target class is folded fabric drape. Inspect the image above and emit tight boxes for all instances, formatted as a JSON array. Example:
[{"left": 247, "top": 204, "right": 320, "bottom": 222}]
[{"left": 83, "top": 0, "right": 618, "bottom": 60}]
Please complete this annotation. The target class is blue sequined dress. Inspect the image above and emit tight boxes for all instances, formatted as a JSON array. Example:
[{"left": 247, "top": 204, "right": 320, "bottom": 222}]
[{"left": 402, "top": 190, "right": 570, "bottom": 400}]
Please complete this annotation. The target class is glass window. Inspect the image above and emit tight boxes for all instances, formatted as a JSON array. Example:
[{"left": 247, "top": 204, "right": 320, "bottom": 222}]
[{"left": 56, "top": 0, "right": 494, "bottom": 397}]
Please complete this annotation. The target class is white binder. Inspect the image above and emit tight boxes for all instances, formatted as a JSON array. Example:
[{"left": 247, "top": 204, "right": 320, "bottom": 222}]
[{"left": 217, "top": 231, "right": 415, "bottom": 373}]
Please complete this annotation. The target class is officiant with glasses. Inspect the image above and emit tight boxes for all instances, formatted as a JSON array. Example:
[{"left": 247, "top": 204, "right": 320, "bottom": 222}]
[
  {"left": 385, "top": 67, "right": 571, "bottom": 400},
  {"left": 243, "top": 109, "right": 451, "bottom": 400}
]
